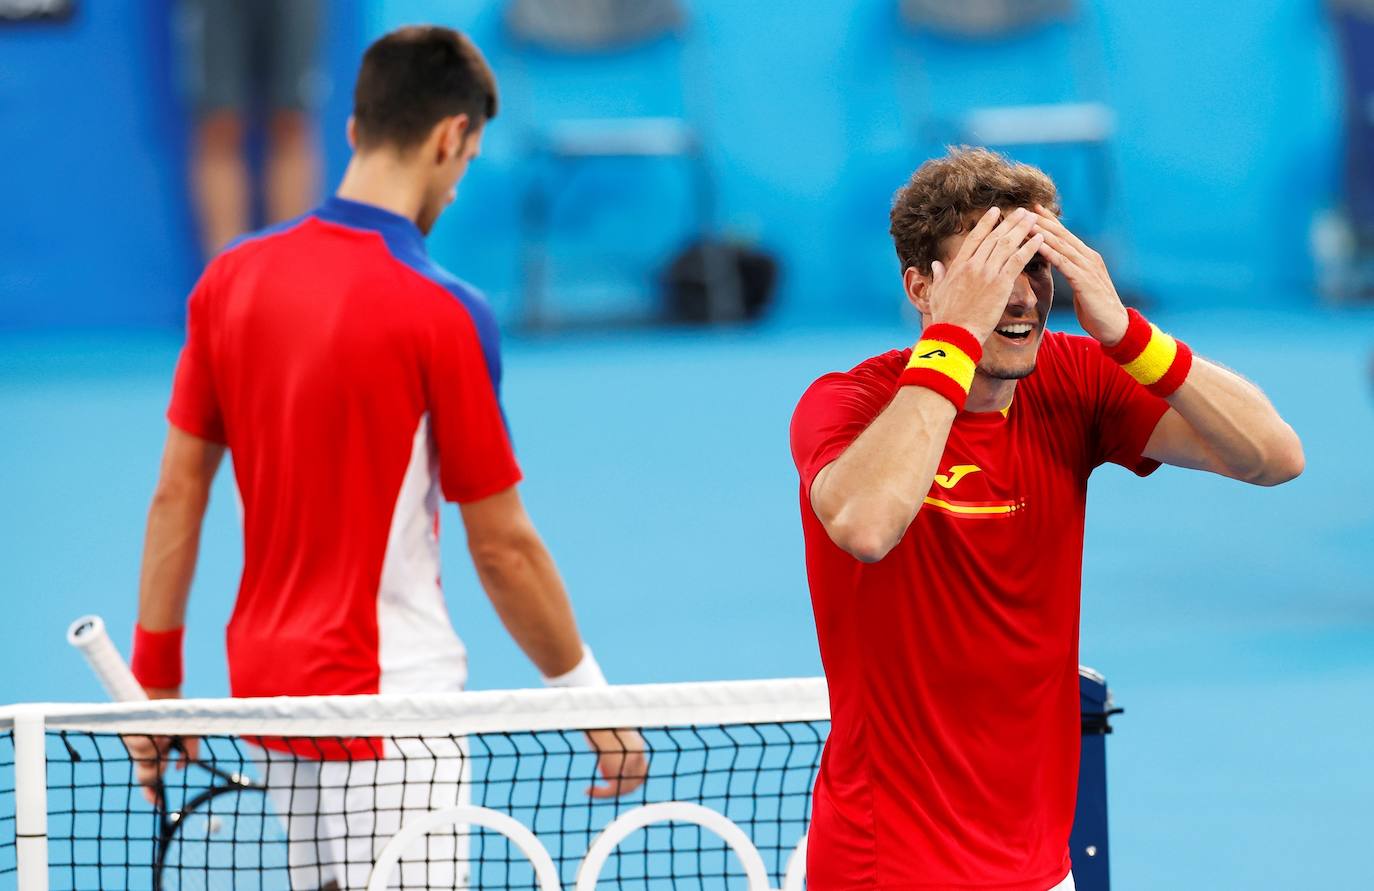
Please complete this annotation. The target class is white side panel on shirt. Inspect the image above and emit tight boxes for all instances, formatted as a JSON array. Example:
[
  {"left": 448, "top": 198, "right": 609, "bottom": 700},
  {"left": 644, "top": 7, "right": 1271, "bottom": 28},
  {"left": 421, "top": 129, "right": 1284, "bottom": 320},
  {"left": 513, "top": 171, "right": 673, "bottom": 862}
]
[{"left": 377, "top": 414, "right": 468, "bottom": 695}]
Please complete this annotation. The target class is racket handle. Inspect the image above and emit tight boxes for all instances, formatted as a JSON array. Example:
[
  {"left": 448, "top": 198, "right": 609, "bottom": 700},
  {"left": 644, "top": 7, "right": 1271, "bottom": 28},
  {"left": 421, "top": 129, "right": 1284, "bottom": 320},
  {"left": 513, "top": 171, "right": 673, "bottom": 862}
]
[{"left": 67, "top": 615, "right": 148, "bottom": 702}]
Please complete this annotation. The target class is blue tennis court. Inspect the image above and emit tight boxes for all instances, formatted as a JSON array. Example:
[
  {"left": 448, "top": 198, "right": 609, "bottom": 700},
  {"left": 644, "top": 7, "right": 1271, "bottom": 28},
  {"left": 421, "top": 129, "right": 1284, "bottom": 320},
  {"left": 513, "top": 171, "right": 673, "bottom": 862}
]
[{"left": 2, "top": 305, "right": 1372, "bottom": 888}]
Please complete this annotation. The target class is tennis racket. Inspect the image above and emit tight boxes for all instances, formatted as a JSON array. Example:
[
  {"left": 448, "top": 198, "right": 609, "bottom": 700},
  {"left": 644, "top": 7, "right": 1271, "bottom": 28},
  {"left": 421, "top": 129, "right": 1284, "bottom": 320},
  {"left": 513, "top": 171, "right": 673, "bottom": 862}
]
[{"left": 67, "top": 616, "right": 281, "bottom": 890}]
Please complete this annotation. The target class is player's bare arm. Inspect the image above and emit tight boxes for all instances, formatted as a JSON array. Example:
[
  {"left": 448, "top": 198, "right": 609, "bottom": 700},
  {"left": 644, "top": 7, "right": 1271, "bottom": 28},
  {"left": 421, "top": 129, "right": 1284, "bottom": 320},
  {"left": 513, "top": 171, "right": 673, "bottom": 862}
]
[
  {"left": 461, "top": 487, "right": 583, "bottom": 675},
  {"left": 129, "top": 425, "right": 223, "bottom": 798},
  {"left": 1035, "top": 206, "right": 1304, "bottom": 485},
  {"left": 811, "top": 207, "right": 1044, "bottom": 562},
  {"left": 138, "top": 426, "right": 224, "bottom": 646},
  {"left": 460, "top": 486, "right": 649, "bottom": 797},
  {"left": 1141, "top": 361, "right": 1303, "bottom": 484}
]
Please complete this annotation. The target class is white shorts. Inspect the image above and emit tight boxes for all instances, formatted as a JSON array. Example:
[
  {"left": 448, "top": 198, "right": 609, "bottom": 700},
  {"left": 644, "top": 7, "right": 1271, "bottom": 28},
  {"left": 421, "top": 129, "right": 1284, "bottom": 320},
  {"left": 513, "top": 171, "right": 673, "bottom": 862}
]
[
  {"left": 250, "top": 736, "right": 470, "bottom": 890},
  {"left": 1049, "top": 871, "right": 1076, "bottom": 891}
]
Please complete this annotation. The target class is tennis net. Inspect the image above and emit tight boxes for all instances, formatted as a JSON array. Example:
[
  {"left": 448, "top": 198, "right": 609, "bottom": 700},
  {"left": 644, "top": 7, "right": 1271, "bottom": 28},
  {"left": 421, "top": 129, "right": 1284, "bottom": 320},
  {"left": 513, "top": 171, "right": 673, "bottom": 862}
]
[{"left": 0, "top": 679, "right": 828, "bottom": 890}]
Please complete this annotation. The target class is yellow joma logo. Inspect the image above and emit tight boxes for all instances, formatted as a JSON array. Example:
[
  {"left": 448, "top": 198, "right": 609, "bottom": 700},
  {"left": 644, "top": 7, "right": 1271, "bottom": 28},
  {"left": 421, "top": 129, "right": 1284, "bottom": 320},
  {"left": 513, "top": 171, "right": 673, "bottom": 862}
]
[{"left": 933, "top": 464, "right": 981, "bottom": 489}]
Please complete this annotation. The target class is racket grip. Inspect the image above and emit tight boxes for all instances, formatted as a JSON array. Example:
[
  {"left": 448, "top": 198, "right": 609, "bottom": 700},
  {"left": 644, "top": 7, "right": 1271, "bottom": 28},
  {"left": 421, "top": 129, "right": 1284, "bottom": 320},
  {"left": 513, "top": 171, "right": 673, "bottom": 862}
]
[{"left": 67, "top": 615, "right": 148, "bottom": 702}]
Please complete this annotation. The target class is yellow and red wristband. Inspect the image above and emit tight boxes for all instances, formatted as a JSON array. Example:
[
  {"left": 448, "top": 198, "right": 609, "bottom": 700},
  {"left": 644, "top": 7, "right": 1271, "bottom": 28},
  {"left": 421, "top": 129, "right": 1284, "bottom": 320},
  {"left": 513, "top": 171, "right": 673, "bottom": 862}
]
[
  {"left": 131, "top": 624, "right": 184, "bottom": 690},
  {"left": 897, "top": 323, "right": 983, "bottom": 411},
  {"left": 1102, "top": 308, "right": 1193, "bottom": 397}
]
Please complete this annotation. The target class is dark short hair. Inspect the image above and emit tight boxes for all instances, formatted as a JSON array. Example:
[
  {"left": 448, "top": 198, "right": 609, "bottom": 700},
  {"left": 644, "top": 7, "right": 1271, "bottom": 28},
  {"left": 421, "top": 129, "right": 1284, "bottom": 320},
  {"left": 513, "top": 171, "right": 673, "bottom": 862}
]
[
  {"left": 352, "top": 26, "right": 499, "bottom": 151},
  {"left": 890, "top": 147, "right": 1060, "bottom": 274}
]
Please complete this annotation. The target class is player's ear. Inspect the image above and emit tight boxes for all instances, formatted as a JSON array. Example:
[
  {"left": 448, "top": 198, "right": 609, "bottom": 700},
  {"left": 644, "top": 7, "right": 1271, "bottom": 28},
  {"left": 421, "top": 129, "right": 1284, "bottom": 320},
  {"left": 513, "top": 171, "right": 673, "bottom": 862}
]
[
  {"left": 346, "top": 116, "right": 357, "bottom": 150},
  {"left": 904, "top": 265, "right": 933, "bottom": 316},
  {"left": 437, "top": 114, "right": 471, "bottom": 163}
]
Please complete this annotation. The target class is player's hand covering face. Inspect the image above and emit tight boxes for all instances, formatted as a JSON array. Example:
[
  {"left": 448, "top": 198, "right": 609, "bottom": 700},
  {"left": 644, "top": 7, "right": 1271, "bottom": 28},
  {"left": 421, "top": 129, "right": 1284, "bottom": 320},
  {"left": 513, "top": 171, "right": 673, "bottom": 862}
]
[
  {"left": 921, "top": 206, "right": 1052, "bottom": 381},
  {"left": 1032, "top": 205, "right": 1131, "bottom": 348}
]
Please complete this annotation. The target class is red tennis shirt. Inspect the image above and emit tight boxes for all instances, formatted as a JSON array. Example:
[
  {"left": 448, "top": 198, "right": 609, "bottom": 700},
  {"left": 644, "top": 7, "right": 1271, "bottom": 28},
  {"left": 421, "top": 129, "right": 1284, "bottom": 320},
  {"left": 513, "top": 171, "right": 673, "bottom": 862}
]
[
  {"left": 168, "top": 198, "right": 521, "bottom": 753},
  {"left": 790, "top": 330, "right": 1169, "bottom": 890}
]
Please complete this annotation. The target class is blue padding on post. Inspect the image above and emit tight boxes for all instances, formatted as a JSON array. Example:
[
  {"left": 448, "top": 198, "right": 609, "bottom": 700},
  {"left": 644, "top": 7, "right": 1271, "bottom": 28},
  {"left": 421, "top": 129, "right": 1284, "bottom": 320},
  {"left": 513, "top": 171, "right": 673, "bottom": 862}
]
[{"left": 1072, "top": 667, "right": 1118, "bottom": 891}]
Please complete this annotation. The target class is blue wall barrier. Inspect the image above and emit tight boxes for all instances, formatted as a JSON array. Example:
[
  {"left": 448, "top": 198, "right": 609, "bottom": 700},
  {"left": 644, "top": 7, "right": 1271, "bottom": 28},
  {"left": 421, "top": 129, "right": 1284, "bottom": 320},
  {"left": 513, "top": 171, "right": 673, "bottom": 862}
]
[
  {"left": 0, "top": 0, "right": 363, "bottom": 330},
  {"left": 0, "top": 0, "right": 1342, "bottom": 330},
  {"left": 0, "top": 0, "right": 196, "bottom": 328}
]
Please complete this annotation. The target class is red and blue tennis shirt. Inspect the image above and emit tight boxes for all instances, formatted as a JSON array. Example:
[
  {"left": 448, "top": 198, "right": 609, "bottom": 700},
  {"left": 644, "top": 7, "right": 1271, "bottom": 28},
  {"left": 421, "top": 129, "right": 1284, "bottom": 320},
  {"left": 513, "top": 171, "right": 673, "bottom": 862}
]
[{"left": 168, "top": 197, "right": 521, "bottom": 734}]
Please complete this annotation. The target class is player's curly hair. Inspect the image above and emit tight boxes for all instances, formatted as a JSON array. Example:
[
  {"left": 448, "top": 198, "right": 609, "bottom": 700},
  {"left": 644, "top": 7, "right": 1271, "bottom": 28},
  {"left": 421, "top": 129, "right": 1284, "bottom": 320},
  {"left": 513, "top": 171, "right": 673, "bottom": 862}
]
[{"left": 890, "top": 147, "right": 1060, "bottom": 274}]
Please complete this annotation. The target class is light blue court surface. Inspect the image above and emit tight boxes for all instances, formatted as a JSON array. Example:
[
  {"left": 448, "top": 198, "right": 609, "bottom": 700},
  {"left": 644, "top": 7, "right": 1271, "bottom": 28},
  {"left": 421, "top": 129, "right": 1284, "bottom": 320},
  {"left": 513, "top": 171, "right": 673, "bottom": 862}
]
[{"left": 2, "top": 306, "right": 1372, "bottom": 889}]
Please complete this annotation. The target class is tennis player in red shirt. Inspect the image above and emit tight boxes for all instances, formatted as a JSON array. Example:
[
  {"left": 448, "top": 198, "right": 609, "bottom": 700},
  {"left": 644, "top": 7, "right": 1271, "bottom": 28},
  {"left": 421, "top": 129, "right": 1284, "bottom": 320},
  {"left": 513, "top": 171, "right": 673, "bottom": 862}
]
[
  {"left": 128, "top": 26, "right": 645, "bottom": 889},
  {"left": 790, "top": 148, "right": 1304, "bottom": 890}
]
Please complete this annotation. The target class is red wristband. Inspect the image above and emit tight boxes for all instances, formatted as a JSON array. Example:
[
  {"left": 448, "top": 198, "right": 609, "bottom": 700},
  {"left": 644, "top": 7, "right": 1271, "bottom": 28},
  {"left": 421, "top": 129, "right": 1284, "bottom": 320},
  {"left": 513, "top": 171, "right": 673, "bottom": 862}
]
[
  {"left": 1146, "top": 338, "right": 1193, "bottom": 397},
  {"left": 896, "top": 367, "right": 973, "bottom": 411},
  {"left": 920, "top": 323, "right": 984, "bottom": 364},
  {"left": 1102, "top": 308, "right": 1193, "bottom": 398},
  {"left": 131, "top": 624, "right": 184, "bottom": 690},
  {"left": 1101, "top": 308, "right": 1153, "bottom": 364},
  {"left": 897, "top": 323, "right": 984, "bottom": 412}
]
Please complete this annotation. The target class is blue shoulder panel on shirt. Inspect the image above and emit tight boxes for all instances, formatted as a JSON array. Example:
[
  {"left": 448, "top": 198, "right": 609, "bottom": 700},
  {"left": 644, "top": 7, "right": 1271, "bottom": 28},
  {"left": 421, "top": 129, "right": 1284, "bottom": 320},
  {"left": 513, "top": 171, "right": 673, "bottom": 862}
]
[
  {"left": 414, "top": 259, "right": 505, "bottom": 391},
  {"left": 373, "top": 231, "right": 505, "bottom": 394},
  {"left": 295, "top": 198, "right": 508, "bottom": 427}
]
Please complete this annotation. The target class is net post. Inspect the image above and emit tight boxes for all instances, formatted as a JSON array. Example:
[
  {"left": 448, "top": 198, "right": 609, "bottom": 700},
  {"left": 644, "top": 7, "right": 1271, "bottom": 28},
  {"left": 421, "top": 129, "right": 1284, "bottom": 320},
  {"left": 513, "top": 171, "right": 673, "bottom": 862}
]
[{"left": 13, "top": 707, "right": 49, "bottom": 891}]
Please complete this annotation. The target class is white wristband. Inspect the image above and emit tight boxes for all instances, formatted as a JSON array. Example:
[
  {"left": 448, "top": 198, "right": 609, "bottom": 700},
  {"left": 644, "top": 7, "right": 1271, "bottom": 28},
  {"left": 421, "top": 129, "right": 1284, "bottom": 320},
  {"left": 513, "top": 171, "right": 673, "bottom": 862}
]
[{"left": 542, "top": 645, "right": 608, "bottom": 688}]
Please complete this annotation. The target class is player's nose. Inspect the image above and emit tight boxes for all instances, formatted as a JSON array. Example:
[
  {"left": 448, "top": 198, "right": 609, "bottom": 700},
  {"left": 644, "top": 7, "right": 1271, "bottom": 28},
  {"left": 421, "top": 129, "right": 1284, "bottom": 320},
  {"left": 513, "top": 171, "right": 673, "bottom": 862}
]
[{"left": 1007, "top": 275, "right": 1037, "bottom": 313}]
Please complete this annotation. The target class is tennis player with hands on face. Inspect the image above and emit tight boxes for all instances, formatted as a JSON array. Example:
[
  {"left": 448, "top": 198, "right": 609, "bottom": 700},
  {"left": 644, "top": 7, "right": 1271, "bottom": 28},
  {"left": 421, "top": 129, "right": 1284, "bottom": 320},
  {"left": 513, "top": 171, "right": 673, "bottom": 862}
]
[
  {"left": 791, "top": 148, "right": 1303, "bottom": 890},
  {"left": 127, "top": 26, "right": 646, "bottom": 890}
]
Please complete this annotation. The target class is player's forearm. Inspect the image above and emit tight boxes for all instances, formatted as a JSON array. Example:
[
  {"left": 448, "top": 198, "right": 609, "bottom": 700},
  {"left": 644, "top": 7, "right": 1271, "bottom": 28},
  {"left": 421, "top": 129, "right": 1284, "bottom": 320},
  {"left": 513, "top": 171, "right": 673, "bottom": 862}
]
[
  {"left": 472, "top": 534, "right": 586, "bottom": 678},
  {"left": 812, "top": 386, "right": 957, "bottom": 562},
  {"left": 137, "top": 484, "right": 209, "bottom": 631},
  {"left": 1167, "top": 358, "right": 1304, "bottom": 485}
]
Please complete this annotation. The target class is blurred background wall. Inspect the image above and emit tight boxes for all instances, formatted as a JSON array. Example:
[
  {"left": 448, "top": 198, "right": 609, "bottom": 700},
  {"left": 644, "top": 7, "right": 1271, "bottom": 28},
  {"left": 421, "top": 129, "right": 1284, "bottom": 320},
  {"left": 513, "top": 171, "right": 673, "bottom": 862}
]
[{"left": 0, "top": 0, "right": 1343, "bottom": 330}]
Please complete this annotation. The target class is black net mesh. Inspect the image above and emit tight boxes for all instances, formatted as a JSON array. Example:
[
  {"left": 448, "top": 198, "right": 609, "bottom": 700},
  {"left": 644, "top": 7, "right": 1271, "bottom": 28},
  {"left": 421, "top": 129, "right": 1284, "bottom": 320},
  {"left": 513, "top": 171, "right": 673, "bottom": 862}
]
[
  {"left": 6, "top": 720, "right": 826, "bottom": 890},
  {"left": 1, "top": 730, "right": 15, "bottom": 879}
]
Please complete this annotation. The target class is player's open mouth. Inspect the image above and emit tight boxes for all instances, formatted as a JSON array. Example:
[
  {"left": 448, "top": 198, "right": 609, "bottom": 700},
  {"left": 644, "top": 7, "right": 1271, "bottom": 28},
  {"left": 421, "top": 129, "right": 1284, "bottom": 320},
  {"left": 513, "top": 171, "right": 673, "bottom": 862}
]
[{"left": 995, "top": 323, "right": 1036, "bottom": 343}]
